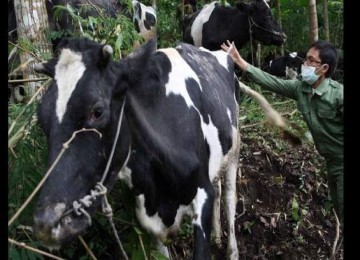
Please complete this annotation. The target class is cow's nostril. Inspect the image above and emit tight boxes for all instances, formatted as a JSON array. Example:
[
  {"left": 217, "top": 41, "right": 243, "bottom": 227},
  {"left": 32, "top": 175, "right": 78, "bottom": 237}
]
[
  {"left": 33, "top": 204, "right": 66, "bottom": 233},
  {"left": 33, "top": 211, "right": 55, "bottom": 232}
]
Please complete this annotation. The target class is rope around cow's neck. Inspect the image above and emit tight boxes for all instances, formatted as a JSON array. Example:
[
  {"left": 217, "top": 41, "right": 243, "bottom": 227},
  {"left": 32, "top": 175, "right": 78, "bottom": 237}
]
[
  {"left": 248, "top": 15, "right": 284, "bottom": 37},
  {"left": 248, "top": 15, "right": 284, "bottom": 66},
  {"left": 69, "top": 98, "right": 129, "bottom": 260}
]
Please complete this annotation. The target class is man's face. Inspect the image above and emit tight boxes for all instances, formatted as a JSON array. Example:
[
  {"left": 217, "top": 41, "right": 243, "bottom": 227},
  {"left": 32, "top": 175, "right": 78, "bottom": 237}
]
[{"left": 304, "top": 47, "right": 328, "bottom": 76}]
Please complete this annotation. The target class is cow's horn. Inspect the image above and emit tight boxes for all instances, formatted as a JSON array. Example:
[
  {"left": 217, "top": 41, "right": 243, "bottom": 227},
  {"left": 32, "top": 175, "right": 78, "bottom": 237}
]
[
  {"left": 34, "top": 62, "right": 45, "bottom": 73},
  {"left": 33, "top": 61, "right": 55, "bottom": 77},
  {"left": 102, "top": 45, "right": 113, "bottom": 59}
]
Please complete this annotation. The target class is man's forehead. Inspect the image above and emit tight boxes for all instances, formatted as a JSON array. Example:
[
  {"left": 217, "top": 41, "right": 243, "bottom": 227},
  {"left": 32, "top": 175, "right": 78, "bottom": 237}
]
[{"left": 306, "top": 47, "right": 320, "bottom": 58}]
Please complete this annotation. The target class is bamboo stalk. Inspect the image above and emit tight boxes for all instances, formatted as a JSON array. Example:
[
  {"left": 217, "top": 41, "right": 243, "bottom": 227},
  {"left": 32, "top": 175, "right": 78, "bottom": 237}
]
[{"left": 9, "top": 77, "right": 48, "bottom": 83}]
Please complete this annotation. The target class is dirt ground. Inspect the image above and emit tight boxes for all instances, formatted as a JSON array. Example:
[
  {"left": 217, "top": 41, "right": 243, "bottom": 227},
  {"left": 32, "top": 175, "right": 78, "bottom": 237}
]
[{"left": 171, "top": 126, "right": 343, "bottom": 260}]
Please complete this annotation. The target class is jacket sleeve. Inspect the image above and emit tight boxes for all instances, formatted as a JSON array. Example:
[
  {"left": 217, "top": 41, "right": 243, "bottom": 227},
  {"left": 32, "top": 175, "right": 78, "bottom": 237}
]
[{"left": 245, "top": 64, "right": 300, "bottom": 100}]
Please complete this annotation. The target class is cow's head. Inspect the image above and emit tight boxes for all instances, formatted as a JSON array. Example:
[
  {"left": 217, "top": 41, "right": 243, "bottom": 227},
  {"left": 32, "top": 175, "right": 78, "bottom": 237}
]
[
  {"left": 239, "top": 0, "right": 286, "bottom": 46},
  {"left": 32, "top": 37, "right": 156, "bottom": 250},
  {"left": 285, "top": 52, "right": 305, "bottom": 79}
]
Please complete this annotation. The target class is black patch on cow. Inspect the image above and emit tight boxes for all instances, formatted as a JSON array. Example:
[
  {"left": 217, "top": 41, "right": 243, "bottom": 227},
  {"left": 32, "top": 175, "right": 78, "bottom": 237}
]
[
  {"left": 144, "top": 12, "right": 156, "bottom": 30},
  {"left": 177, "top": 43, "right": 236, "bottom": 154},
  {"left": 134, "top": 20, "right": 140, "bottom": 33}
]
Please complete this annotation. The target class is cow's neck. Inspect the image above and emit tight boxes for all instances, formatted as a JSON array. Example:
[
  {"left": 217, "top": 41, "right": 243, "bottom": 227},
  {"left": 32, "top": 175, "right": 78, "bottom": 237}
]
[{"left": 234, "top": 12, "right": 251, "bottom": 49}]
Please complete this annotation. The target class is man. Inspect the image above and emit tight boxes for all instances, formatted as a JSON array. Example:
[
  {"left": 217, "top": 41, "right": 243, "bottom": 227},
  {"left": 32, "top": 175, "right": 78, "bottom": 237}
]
[{"left": 221, "top": 40, "right": 343, "bottom": 222}]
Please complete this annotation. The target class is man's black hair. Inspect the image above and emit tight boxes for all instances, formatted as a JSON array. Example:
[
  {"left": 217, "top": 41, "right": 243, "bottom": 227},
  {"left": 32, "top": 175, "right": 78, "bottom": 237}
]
[{"left": 309, "top": 40, "right": 338, "bottom": 78}]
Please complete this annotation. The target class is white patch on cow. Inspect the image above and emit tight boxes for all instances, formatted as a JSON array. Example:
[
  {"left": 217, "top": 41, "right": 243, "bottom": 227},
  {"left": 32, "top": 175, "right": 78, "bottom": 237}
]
[
  {"left": 118, "top": 166, "right": 133, "bottom": 188},
  {"left": 55, "top": 49, "right": 86, "bottom": 123},
  {"left": 269, "top": 60, "right": 273, "bottom": 66},
  {"left": 289, "top": 52, "right": 298, "bottom": 58},
  {"left": 159, "top": 48, "right": 225, "bottom": 182},
  {"left": 158, "top": 48, "right": 202, "bottom": 107},
  {"left": 136, "top": 195, "right": 191, "bottom": 241},
  {"left": 199, "top": 47, "right": 230, "bottom": 72},
  {"left": 136, "top": 189, "right": 211, "bottom": 242},
  {"left": 224, "top": 127, "right": 240, "bottom": 259},
  {"left": 117, "top": 146, "right": 133, "bottom": 187},
  {"left": 192, "top": 187, "right": 208, "bottom": 239},
  {"left": 285, "top": 66, "right": 298, "bottom": 79},
  {"left": 191, "top": 2, "right": 216, "bottom": 47},
  {"left": 136, "top": 194, "right": 193, "bottom": 242},
  {"left": 201, "top": 116, "right": 224, "bottom": 181},
  {"left": 54, "top": 203, "right": 66, "bottom": 217},
  {"left": 263, "top": 0, "right": 270, "bottom": 9},
  {"left": 227, "top": 108, "right": 232, "bottom": 124},
  {"left": 136, "top": 194, "right": 166, "bottom": 237}
]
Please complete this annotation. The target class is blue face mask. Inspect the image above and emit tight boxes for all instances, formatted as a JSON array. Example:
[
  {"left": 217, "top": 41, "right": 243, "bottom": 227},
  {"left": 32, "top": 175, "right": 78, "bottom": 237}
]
[{"left": 300, "top": 64, "right": 324, "bottom": 85}]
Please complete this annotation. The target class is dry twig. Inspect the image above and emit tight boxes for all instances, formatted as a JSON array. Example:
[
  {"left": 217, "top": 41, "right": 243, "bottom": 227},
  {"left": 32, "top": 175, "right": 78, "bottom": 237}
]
[
  {"left": 9, "top": 77, "right": 49, "bottom": 83},
  {"left": 8, "top": 238, "right": 65, "bottom": 260},
  {"left": 78, "top": 236, "right": 98, "bottom": 260},
  {"left": 329, "top": 209, "right": 342, "bottom": 259}
]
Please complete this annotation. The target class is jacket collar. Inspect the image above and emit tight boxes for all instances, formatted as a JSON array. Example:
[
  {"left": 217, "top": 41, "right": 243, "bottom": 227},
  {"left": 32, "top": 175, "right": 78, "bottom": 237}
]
[{"left": 301, "top": 78, "right": 330, "bottom": 96}]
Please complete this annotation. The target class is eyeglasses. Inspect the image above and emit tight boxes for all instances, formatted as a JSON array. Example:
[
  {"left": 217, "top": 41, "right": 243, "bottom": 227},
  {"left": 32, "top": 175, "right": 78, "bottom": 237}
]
[{"left": 304, "top": 56, "right": 322, "bottom": 66}]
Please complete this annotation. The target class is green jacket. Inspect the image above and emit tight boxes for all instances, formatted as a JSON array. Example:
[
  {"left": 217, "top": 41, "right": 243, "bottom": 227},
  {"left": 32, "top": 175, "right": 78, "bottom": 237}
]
[{"left": 245, "top": 65, "right": 343, "bottom": 159}]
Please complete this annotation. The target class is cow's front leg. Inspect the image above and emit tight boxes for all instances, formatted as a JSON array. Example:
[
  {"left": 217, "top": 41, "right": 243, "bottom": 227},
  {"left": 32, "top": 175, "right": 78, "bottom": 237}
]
[
  {"left": 192, "top": 185, "right": 214, "bottom": 260},
  {"left": 212, "top": 177, "right": 222, "bottom": 247}
]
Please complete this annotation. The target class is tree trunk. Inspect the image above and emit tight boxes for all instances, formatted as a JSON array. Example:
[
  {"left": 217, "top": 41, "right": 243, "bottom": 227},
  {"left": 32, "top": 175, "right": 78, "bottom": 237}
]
[
  {"left": 323, "top": 0, "right": 330, "bottom": 41},
  {"left": 13, "top": 0, "right": 52, "bottom": 99},
  {"left": 275, "top": 0, "right": 284, "bottom": 56},
  {"left": 308, "top": 0, "right": 318, "bottom": 44}
]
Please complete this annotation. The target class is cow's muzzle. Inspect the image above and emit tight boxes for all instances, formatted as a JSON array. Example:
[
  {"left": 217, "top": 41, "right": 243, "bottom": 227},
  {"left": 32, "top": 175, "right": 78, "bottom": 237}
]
[{"left": 33, "top": 204, "right": 90, "bottom": 249}]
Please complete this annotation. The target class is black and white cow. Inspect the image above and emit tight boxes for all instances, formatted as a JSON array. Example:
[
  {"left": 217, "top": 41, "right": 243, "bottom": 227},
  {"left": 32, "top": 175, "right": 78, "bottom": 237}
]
[
  {"left": 8, "top": 0, "right": 156, "bottom": 45},
  {"left": 132, "top": 0, "right": 157, "bottom": 43},
  {"left": 183, "top": 0, "right": 286, "bottom": 50},
  {"left": 263, "top": 51, "right": 306, "bottom": 79},
  {"left": 46, "top": 0, "right": 157, "bottom": 41},
  {"left": 33, "top": 37, "right": 241, "bottom": 259}
]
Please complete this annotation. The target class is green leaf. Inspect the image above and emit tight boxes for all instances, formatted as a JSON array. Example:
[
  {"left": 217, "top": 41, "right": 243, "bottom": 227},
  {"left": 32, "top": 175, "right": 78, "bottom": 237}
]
[
  {"left": 291, "top": 197, "right": 299, "bottom": 221},
  {"left": 133, "top": 226, "right": 143, "bottom": 235},
  {"left": 115, "top": 34, "right": 124, "bottom": 51},
  {"left": 150, "top": 250, "right": 169, "bottom": 260},
  {"left": 9, "top": 247, "right": 21, "bottom": 260}
]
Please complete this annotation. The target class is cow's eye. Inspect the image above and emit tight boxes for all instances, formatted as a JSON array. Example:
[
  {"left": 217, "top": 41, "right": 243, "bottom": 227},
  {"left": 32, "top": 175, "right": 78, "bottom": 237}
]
[{"left": 91, "top": 107, "right": 103, "bottom": 120}]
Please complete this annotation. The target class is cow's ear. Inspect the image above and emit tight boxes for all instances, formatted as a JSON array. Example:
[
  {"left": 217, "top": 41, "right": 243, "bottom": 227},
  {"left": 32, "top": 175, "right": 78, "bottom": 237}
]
[
  {"left": 122, "top": 38, "right": 157, "bottom": 86},
  {"left": 128, "top": 38, "right": 157, "bottom": 70},
  {"left": 34, "top": 58, "right": 57, "bottom": 77},
  {"left": 129, "top": 37, "right": 157, "bottom": 59},
  {"left": 236, "top": 3, "right": 249, "bottom": 12},
  {"left": 97, "top": 44, "right": 113, "bottom": 69}
]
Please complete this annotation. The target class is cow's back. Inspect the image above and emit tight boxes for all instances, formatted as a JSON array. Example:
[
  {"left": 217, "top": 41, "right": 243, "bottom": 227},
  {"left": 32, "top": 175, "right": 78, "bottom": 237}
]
[{"left": 163, "top": 43, "right": 237, "bottom": 154}]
